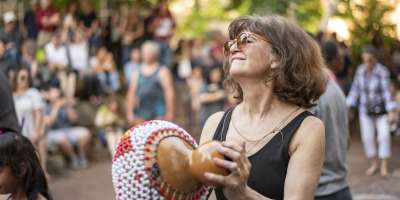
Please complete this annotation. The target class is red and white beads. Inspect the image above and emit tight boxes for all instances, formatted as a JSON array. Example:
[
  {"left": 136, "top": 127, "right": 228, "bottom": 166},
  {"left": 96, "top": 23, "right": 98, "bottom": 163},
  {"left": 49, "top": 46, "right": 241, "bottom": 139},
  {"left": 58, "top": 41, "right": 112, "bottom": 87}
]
[{"left": 112, "top": 120, "right": 210, "bottom": 200}]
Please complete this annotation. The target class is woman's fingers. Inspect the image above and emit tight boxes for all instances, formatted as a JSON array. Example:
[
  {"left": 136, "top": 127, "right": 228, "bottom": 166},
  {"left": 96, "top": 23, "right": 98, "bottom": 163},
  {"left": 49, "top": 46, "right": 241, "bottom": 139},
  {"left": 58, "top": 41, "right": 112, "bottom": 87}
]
[
  {"left": 213, "top": 157, "right": 238, "bottom": 172},
  {"left": 218, "top": 146, "right": 241, "bottom": 160},
  {"left": 204, "top": 172, "right": 227, "bottom": 186}
]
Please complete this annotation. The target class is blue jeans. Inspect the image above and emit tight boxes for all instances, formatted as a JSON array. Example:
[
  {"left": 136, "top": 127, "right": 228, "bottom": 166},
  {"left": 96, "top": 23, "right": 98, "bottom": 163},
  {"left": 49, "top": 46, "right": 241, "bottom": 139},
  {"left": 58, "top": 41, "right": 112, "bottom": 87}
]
[{"left": 315, "top": 187, "right": 352, "bottom": 200}]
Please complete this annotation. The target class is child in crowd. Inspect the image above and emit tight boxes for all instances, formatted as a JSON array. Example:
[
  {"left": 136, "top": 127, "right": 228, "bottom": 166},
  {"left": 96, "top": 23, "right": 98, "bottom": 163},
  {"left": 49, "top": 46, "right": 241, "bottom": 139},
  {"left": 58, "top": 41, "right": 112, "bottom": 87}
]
[{"left": 0, "top": 131, "right": 52, "bottom": 200}]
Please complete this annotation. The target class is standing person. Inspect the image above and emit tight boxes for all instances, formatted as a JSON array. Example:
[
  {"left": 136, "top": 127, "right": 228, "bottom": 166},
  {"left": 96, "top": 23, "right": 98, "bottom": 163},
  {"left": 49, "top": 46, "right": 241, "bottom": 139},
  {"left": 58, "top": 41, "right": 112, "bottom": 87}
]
[
  {"left": 12, "top": 67, "right": 48, "bottom": 177},
  {"left": 314, "top": 41, "right": 352, "bottom": 200},
  {"left": 200, "top": 15, "right": 327, "bottom": 199},
  {"left": 0, "top": 132, "right": 53, "bottom": 200},
  {"left": 0, "top": 71, "right": 20, "bottom": 134},
  {"left": 347, "top": 45, "right": 397, "bottom": 177},
  {"left": 126, "top": 41, "right": 175, "bottom": 125}
]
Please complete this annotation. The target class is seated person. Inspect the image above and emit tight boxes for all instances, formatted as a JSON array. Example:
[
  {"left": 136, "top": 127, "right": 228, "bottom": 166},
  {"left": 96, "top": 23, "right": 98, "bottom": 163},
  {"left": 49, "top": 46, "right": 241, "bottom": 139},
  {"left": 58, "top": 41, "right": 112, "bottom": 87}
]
[{"left": 45, "top": 86, "right": 91, "bottom": 169}]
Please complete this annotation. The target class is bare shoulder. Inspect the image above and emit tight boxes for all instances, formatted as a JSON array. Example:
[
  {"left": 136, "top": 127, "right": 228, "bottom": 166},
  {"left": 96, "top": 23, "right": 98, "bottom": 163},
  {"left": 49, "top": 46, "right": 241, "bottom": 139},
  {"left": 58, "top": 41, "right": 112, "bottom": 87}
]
[
  {"left": 199, "top": 111, "right": 225, "bottom": 145},
  {"left": 289, "top": 115, "right": 325, "bottom": 154},
  {"left": 300, "top": 115, "right": 324, "bottom": 132}
]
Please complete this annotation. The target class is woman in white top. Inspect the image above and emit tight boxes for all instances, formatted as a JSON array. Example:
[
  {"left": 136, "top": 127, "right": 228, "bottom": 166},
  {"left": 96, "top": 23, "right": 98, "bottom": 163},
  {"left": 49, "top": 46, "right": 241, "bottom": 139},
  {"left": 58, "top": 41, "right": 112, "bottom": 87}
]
[{"left": 12, "top": 67, "right": 48, "bottom": 176}]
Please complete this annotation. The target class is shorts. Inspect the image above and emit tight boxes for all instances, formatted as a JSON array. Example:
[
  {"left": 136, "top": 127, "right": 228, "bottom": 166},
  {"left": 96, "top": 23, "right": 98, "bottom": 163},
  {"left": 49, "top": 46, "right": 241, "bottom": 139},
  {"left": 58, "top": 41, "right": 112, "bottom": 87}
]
[{"left": 47, "top": 127, "right": 88, "bottom": 145}]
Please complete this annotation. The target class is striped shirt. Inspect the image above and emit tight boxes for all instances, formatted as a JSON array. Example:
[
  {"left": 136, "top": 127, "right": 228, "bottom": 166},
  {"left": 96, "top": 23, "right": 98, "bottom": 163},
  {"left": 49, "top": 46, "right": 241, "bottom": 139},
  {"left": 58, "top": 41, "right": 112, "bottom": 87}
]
[{"left": 346, "top": 63, "right": 397, "bottom": 114}]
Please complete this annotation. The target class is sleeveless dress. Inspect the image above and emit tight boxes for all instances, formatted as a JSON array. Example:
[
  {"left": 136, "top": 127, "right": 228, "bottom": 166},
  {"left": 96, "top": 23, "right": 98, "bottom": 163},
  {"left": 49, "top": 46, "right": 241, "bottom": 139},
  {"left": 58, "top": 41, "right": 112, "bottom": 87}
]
[
  {"left": 134, "top": 67, "right": 166, "bottom": 120},
  {"left": 212, "top": 107, "right": 313, "bottom": 200}
]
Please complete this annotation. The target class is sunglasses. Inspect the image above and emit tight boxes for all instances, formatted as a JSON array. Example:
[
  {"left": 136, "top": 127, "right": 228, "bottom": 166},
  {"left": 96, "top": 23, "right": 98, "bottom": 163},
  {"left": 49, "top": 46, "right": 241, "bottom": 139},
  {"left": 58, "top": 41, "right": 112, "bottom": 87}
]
[{"left": 223, "top": 32, "right": 268, "bottom": 56}]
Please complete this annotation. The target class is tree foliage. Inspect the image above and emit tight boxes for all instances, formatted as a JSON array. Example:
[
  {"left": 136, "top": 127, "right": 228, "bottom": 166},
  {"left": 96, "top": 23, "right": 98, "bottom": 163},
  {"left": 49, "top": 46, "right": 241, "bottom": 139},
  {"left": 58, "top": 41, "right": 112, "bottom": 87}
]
[{"left": 337, "top": 0, "right": 396, "bottom": 64}]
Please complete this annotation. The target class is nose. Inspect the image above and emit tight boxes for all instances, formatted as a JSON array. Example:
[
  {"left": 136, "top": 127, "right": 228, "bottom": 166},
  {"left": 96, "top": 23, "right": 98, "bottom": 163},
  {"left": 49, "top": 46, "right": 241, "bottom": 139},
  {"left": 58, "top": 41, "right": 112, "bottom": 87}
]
[{"left": 229, "top": 40, "right": 241, "bottom": 55}]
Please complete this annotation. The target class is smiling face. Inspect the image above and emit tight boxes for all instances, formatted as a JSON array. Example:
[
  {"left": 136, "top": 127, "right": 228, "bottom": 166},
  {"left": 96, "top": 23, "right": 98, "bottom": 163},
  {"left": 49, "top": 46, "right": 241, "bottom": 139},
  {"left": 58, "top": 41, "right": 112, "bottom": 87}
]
[
  {"left": 222, "top": 15, "right": 327, "bottom": 107},
  {"left": 225, "top": 31, "right": 276, "bottom": 80},
  {"left": 0, "top": 166, "right": 19, "bottom": 195}
]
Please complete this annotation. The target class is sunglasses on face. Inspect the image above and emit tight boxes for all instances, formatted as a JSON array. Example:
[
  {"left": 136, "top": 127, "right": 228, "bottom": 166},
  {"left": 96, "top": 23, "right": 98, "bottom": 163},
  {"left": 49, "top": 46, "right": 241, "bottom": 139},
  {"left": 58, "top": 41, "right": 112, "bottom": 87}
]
[{"left": 223, "top": 32, "right": 267, "bottom": 56}]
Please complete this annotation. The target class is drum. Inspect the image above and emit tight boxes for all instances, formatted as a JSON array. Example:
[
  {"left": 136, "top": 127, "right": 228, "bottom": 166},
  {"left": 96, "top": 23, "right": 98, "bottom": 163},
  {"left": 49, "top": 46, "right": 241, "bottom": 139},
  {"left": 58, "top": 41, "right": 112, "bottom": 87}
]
[{"left": 112, "top": 120, "right": 228, "bottom": 200}]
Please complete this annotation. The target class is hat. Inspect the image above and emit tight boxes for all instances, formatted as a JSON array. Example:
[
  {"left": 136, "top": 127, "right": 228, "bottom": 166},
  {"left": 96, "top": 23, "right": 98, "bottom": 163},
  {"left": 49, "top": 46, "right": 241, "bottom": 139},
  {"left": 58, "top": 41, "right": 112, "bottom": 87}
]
[{"left": 3, "top": 11, "right": 16, "bottom": 23}]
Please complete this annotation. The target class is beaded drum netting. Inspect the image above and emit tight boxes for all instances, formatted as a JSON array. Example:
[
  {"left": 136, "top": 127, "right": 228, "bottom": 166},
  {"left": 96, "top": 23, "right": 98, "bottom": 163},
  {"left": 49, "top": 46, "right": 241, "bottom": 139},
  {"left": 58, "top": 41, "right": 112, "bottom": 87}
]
[{"left": 112, "top": 120, "right": 210, "bottom": 200}]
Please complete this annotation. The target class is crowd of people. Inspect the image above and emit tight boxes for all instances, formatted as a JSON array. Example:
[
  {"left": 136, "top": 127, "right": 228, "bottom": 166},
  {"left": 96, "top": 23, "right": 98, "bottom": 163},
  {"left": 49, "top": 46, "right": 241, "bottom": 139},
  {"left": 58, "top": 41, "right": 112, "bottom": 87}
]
[
  {"left": 0, "top": 0, "right": 230, "bottom": 176},
  {"left": 0, "top": 0, "right": 400, "bottom": 199}
]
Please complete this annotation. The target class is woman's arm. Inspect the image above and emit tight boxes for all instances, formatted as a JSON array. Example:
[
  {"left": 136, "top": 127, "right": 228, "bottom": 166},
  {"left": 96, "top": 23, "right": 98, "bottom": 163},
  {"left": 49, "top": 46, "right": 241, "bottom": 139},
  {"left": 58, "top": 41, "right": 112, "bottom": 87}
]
[
  {"left": 284, "top": 116, "right": 325, "bottom": 200},
  {"left": 346, "top": 68, "right": 362, "bottom": 108},
  {"left": 159, "top": 67, "right": 175, "bottom": 121}
]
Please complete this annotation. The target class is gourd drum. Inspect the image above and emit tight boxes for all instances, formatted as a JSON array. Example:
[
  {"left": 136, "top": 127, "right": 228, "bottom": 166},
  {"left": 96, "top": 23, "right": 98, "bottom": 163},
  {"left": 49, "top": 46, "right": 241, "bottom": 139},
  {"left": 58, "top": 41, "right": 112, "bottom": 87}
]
[{"left": 112, "top": 120, "right": 229, "bottom": 200}]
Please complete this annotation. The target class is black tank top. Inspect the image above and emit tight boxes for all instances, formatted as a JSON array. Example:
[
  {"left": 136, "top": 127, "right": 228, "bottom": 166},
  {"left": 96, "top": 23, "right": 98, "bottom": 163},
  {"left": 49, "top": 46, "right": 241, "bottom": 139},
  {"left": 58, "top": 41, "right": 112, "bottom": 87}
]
[{"left": 212, "top": 107, "right": 313, "bottom": 200}]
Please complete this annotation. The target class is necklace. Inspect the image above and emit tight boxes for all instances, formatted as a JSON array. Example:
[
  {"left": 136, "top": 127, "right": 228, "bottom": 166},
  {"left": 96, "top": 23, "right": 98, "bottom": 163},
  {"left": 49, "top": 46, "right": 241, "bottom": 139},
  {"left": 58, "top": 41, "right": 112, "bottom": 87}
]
[{"left": 232, "top": 106, "right": 301, "bottom": 143}]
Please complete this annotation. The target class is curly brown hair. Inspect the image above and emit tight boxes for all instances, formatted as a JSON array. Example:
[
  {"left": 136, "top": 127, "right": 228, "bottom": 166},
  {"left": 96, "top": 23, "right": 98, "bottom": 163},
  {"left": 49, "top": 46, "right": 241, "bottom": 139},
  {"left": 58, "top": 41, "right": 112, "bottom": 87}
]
[{"left": 224, "top": 15, "right": 327, "bottom": 108}]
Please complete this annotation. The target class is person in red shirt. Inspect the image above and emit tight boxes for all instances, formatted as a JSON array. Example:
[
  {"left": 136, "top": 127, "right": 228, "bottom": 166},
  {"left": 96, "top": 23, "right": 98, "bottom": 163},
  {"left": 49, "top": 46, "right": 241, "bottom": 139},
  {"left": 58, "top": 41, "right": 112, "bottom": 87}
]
[{"left": 36, "top": 0, "right": 60, "bottom": 47}]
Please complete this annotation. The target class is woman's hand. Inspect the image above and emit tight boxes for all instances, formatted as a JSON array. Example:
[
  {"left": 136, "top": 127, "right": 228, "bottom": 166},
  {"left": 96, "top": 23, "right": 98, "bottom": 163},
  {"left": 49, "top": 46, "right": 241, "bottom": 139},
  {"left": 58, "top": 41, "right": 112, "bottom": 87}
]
[{"left": 204, "top": 141, "right": 252, "bottom": 200}]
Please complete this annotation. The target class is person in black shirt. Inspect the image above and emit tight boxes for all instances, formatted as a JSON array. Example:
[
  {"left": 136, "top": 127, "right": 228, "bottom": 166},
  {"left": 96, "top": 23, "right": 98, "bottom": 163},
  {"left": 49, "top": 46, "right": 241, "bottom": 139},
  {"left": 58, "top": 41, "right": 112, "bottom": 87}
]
[{"left": 200, "top": 15, "right": 327, "bottom": 200}]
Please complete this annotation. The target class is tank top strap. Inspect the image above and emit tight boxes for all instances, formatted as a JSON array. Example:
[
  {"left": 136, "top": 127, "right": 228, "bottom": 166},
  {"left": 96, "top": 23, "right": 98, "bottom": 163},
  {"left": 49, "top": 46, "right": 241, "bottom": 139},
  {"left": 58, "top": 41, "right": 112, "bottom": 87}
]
[
  {"left": 212, "top": 107, "right": 235, "bottom": 142},
  {"left": 138, "top": 65, "right": 162, "bottom": 79},
  {"left": 281, "top": 111, "right": 314, "bottom": 163}
]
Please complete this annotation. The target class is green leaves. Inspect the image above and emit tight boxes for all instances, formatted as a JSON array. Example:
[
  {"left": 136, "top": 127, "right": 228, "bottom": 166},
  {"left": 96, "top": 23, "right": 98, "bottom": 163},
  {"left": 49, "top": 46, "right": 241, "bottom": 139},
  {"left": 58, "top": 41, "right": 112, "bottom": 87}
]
[{"left": 337, "top": 0, "right": 396, "bottom": 65}]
